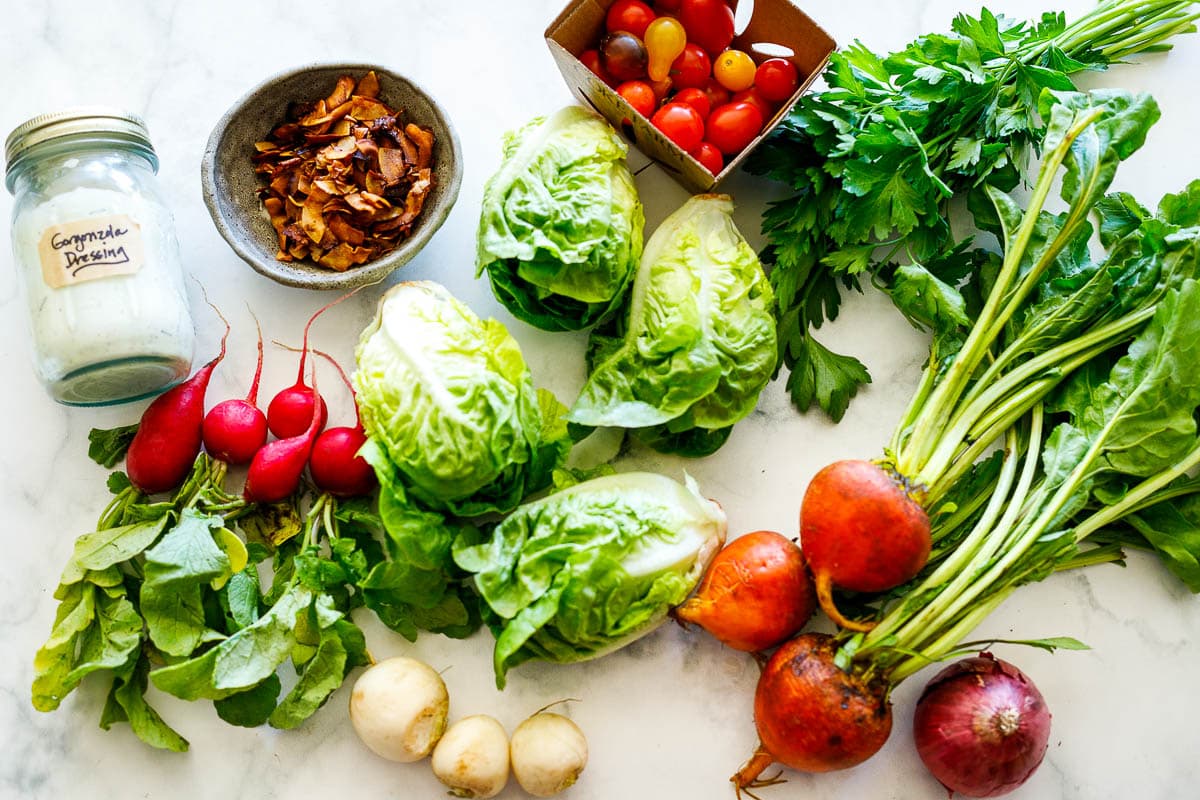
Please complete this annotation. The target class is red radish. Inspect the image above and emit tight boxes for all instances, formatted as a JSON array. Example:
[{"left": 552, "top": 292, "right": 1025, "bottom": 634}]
[
  {"left": 800, "top": 460, "right": 930, "bottom": 632},
  {"left": 303, "top": 347, "right": 377, "bottom": 498},
  {"left": 673, "top": 530, "right": 814, "bottom": 652},
  {"left": 245, "top": 367, "right": 323, "bottom": 504},
  {"left": 913, "top": 653, "right": 1051, "bottom": 798},
  {"left": 266, "top": 293, "right": 360, "bottom": 439},
  {"left": 202, "top": 313, "right": 267, "bottom": 464},
  {"left": 309, "top": 427, "right": 374, "bottom": 497},
  {"left": 126, "top": 310, "right": 231, "bottom": 494},
  {"left": 732, "top": 632, "right": 891, "bottom": 791}
]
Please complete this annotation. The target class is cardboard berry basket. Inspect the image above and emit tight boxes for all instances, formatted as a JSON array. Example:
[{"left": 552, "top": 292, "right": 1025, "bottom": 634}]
[{"left": 544, "top": 0, "right": 836, "bottom": 193}]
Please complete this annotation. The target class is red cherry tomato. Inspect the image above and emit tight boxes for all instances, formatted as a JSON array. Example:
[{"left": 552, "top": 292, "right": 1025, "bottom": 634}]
[
  {"left": 617, "top": 80, "right": 657, "bottom": 119},
  {"left": 655, "top": 0, "right": 682, "bottom": 11},
  {"left": 679, "top": 0, "right": 735, "bottom": 56},
  {"left": 607, "top": 0, "right": 657, "bottom": 38},
  {"left": 670, "top": 43, "right": 712, "bottom": 90},
  {"left": 755, "top": 57, "right": 801, "bottom": 102},
  {"left": 580, "top": 49, "right": 614, "bottom": 86},
  {"left": 702, "top": 76, "right": 731, "bottom": 109},
  {"left": 690, "top": 141, "right": 724, "bottom": 174},
  {"left": 673, "top": 87, "right": 711, "bottom": 121},
  {"left": 651, "top": 102, "right": 705, "bottom": 152},
  {"left": 731, "top": 86, "right": 776, "bottom": 124},
  {"left": 706, "top": 101, "right": 764, "bottom": 155}
]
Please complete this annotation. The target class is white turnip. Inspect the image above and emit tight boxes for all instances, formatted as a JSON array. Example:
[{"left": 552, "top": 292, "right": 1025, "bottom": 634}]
[
  {"left": 509, "top": 712, "right": 588, "bottom": 797},
  {"left": 348, "top": 657, "right": 449, "bottom": 763},
  {"left": 431, "top": 715, "right": 510, "bottom": 798}
]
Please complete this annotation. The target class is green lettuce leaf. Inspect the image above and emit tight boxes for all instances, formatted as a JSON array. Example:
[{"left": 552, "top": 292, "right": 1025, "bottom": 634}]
[
  {"left": 453, "top": 472, "right": 726, "bottom": 687},
  {"left": 476, "top": 106, "right": 644, "bottom": 331},
  {"left": 568, "top": 195, "right": 776, "bottom": 453}
]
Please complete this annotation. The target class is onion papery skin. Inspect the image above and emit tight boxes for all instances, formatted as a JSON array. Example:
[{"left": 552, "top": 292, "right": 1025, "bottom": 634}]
[{"left": 913, "top": 653, "right": 1052, "bottom": 798}]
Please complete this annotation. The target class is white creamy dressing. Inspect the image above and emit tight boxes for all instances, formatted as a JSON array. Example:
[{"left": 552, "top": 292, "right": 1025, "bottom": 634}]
[{"left": 11, "top": 180, "right": 194, "bottom": 403}]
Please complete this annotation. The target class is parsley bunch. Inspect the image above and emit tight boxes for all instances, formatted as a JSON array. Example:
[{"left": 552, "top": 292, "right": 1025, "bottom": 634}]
[{"left": 748, "top": 1, "right": 1198, "bottom": 420}]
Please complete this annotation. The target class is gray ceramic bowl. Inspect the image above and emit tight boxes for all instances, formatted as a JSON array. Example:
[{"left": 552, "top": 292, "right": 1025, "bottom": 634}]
[{"left": 201, "top": 63, "right": 462, "bottom": 290}]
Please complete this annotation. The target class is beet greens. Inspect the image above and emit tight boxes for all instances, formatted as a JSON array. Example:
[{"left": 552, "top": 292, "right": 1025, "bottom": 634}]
[
  {"left": 741, "top": 90, "right": 1200, "bottom": 779},
  {"left": 838, "top": 92, "right": 1200, "bottom": 682},
  {"left": 748, "top": 0, "right": 1199, "bottom": 420}
]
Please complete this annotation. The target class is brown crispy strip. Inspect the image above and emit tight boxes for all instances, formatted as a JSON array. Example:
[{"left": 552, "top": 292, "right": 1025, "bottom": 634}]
[{"left": 252, "top": 71, "right": 437, "bottom": 271}]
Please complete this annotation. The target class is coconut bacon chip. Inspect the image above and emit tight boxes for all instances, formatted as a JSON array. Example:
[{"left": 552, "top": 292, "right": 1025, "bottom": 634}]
[{"left": 252, "top": 71, "right": 437, "bottom": 270}]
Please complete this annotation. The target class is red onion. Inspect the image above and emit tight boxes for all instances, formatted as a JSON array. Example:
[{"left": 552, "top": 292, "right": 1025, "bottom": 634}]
[{"left": 913, "top": 653, "right": 1051, "bottom": 798}]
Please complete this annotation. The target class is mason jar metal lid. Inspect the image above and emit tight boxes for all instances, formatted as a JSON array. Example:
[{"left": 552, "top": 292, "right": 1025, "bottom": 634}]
[{"left": 5, "top": 106, "right": 154, "bottom": 176}]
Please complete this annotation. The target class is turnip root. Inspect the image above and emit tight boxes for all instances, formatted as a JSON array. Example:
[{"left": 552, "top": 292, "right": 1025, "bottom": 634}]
[
  {"left": 509, "top": 712, "right": 588, "bottom": 797},
  {"left": 348, "top": 656, "right": 448, "bottom": 763},
  {"left": 431, "top": 715, "right": 510, "bottom": 799}
]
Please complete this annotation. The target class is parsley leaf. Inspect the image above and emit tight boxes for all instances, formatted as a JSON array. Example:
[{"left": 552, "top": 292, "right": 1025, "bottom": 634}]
[{"left": 784, "top": 332, "right": 872, "bottom": 422}]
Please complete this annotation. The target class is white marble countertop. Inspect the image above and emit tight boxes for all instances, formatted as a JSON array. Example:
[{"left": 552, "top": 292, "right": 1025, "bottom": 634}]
[{"left": 2, "top": 1, "right": 1199, "bottom": 798}]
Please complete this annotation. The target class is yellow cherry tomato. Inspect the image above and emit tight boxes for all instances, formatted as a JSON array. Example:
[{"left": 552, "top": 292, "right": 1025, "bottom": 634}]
[
  {"left": 644, "top": 17, "right": 687, "bottom": 82},
  {"left": 713, "top": 49, "right": 756, "bottom": 92}
]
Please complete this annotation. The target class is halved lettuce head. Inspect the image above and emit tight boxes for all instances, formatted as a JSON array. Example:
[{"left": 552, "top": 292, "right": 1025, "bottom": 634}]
[
  {"left": 353, "top": 280, "right": 570, "bottom": 517},
  {"left": 453, "top": 471, "right": 727, "bottom": 687},
  {"left": 476, "top": 106, "right": 645, "bottom": 331},
  {"left": 567, "top": 194, "right": 776, "bottom": 455}
]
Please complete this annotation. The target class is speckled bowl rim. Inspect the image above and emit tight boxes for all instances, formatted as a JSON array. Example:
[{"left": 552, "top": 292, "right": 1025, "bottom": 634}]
[{"left": 200, "top": 62, "right": 462, "bottom": 291}]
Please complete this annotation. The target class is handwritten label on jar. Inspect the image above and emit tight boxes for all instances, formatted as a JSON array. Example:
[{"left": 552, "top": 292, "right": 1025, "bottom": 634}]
[{"left": 37, "top": 213, "right": 144, "bottom": 289}]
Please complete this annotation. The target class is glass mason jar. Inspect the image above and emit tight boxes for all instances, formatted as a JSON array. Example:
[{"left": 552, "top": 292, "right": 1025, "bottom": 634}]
[{"left": 5, "top": 107, "right": 195, "bottom": 406}]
